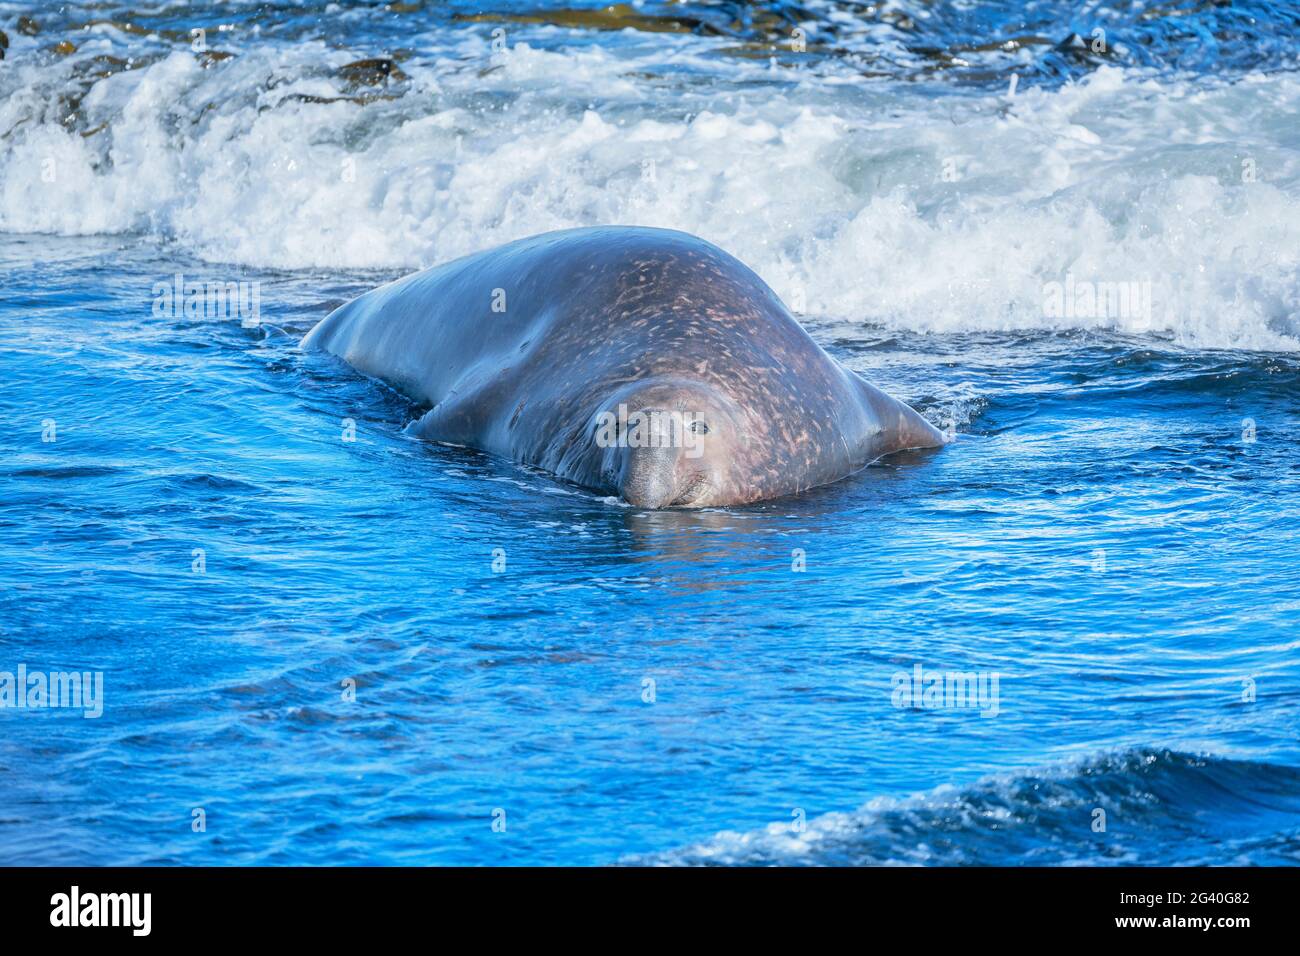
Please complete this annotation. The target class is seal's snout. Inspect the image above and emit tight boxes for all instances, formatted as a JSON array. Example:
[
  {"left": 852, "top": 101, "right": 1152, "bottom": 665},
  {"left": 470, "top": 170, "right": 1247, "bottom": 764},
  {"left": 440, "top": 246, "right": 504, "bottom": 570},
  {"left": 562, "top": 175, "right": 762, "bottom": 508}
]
[
  {"left": 594, "top": 379, "right": 738, "bottom": 508},
  {"left": 617, "top": 443, "right": 680, "bottom": 509}
]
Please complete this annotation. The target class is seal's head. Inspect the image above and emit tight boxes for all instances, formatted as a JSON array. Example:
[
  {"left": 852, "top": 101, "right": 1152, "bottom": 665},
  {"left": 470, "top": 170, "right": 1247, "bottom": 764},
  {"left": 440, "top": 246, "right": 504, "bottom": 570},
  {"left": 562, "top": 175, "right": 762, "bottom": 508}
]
[
  {"left": 581, "top": 365, "right": 946, "bottom": 509},
  {"left": 592, "top": 378, "right": 749, "bottom": 508}
]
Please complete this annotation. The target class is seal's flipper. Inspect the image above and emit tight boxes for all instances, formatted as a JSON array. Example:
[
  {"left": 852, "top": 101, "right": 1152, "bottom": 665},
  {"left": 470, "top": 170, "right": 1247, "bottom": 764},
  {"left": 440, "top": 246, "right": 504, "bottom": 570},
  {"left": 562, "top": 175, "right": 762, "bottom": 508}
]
[{"left": 848, "top": 370, "right": 947, "bottom": 455}]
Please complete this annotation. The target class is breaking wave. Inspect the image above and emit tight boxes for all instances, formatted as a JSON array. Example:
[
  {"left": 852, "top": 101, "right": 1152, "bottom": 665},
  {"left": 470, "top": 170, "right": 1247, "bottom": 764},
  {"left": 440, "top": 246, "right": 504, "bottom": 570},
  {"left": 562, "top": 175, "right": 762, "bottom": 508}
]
[{"left": 635, "top": 748, "right": 1300, "bottom": 866}]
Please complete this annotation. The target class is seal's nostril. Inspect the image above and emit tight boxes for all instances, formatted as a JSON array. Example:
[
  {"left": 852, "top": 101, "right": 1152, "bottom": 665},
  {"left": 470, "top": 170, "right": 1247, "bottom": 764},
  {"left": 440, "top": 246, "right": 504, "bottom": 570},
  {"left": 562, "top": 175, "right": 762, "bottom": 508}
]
[{"left": 623, "top": 479, "right": 675, "bottom": 509}]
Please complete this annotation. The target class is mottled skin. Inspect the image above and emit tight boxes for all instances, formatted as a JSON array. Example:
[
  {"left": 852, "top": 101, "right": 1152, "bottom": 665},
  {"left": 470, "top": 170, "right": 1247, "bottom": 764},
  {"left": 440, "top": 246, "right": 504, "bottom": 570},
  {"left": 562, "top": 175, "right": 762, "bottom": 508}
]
[{"left": 301, "top": 226, "right": 945, "bottom": 507}]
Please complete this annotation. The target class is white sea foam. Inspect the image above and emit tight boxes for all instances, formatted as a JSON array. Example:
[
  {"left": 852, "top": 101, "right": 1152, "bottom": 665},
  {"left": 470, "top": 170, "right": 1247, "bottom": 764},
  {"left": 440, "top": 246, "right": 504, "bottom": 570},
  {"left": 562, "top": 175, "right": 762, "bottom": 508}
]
[
  {"left": 631, "top": 748, "right": 1294, "bottom": 866},
  {"left": 1, "top": 24, "right": 1297, "bottom": 350}
]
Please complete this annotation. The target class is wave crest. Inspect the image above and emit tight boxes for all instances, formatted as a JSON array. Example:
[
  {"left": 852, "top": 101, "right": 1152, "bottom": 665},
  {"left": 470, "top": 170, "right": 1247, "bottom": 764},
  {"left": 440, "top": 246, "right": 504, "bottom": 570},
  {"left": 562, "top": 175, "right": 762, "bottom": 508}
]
[{"left": 632, "top": 748, "right": 1300, "bottom": 866}]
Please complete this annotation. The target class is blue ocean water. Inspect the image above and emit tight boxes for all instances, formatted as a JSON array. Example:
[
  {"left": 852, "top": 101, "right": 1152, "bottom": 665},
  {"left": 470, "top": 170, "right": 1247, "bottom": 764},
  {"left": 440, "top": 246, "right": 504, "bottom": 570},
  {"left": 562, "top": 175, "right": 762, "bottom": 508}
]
[{"left": 2, "top": 2, "right": 1299, "bottom": 865}]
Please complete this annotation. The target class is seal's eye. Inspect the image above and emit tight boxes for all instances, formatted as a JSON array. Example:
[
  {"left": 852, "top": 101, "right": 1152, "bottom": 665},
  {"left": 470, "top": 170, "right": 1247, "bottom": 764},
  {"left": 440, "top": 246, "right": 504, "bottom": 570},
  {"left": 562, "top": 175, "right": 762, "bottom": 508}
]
[{"left": 689, "top": 420, "right": 709, "bottom": 435}]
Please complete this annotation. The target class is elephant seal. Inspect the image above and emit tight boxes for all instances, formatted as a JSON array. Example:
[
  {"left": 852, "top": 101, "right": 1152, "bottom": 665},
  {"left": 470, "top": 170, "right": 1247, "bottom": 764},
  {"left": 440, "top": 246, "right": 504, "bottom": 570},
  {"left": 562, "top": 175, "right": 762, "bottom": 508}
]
[{"left": 301, "top": 226, "right": 945, "bottom": 507}]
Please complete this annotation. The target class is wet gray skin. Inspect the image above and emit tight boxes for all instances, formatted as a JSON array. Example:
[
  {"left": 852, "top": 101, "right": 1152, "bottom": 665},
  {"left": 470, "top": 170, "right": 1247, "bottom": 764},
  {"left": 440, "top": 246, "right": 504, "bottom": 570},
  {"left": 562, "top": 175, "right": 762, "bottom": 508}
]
[{"left": 301, "top": 226, "right": 946, "bottom": 507}]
